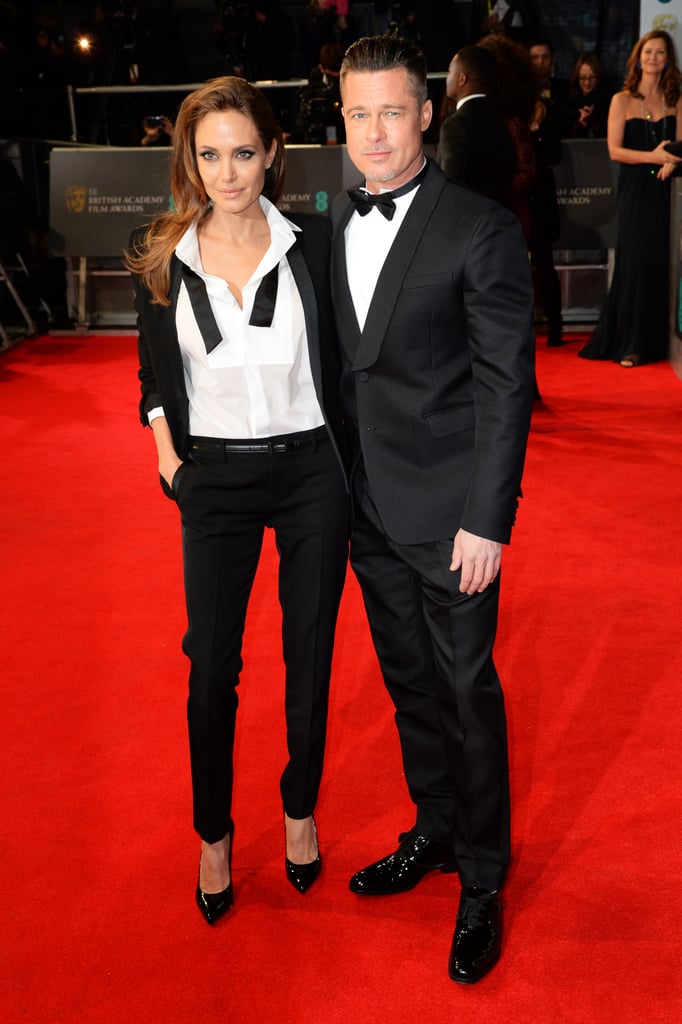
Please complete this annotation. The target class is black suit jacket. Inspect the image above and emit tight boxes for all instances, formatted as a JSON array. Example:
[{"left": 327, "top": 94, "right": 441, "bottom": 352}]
[
  {"left": 331, "top": 159, "right": 534, "bottom": 546},
  {"left": 437, "top": 96, "right": 517, "bottom": 204},
  {"left": 131, "top": 212, "right": 348, "bottom": 478}
]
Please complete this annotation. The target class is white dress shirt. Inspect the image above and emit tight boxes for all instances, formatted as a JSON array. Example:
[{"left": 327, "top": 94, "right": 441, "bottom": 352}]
[
  {"left": 344, "top": 163, "right": 424, "bottom": 330},
  {"left": 149, "top": 196, "right": 324, "bottom": 439}
]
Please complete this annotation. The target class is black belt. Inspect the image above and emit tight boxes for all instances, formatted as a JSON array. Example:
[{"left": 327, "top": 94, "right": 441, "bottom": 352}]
[{"left": 189, "top": 425, "right": 327, "bottom": 456}]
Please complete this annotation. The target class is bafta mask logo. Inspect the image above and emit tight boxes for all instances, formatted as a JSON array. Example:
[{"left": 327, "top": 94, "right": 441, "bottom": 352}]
[
  {"left": 652, "top": 15, "right": 678, "bottom": 35},
  {"left": 65, "top": 186, "right": 87, "bottom": 213}
]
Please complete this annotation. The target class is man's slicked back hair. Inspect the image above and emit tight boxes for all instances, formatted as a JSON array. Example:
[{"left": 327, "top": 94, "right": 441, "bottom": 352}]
[{"left": 340, "top": 34, "right": 428, "bottom": 105}]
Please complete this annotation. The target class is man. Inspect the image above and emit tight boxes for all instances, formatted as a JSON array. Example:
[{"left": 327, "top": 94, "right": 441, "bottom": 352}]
[
  {"left": 437, "top": 43, "right": 517, "bottom": 202},
  {"left": 528, "top": 37, "right": 567, "bottom": 107},
  {"left": 331, "top": 35, "right": 535, "bottom": 984}
]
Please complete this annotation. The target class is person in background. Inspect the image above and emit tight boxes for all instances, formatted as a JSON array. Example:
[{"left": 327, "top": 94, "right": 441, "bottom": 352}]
[
  {"left": 579, "top": 30, "right": 682, "bottom": 366},
  {"left": 332, "top": 33, "right": 534, "bottom": 985},
  {"left": 300, "top": 0, "right": 356, "bottom": 71},
  {"left": 437, "top": 44, "right": 517, "bottom": 204},
  {"left": 467, "top": 34, "right": 543, "bottom": 394},
  {"left": 140, "top": 114, "right": 174, "bottom": 146},
  {"left": 294, "top": 41, "right": 345, "bottom": 144},
  {"left": 24, "top": 25, "right": 75, "bottom": 140},
  {"left": 479, "top": 33, "right": 537, "bottom": 244},
  {"left": 528, "top": 93, "right": 564, "bottom": 347},
  {"left": 528, "top": 36, "right": 567, "bottom": 109},
  {"left": 126, "top": 76, "right": 349, "bottom": 925},
  {"left": 470, "top": 0, "right": 540, "bottom": 46},
  {"left": 561, "top": 53, "right": 612, "bottom": 139}
]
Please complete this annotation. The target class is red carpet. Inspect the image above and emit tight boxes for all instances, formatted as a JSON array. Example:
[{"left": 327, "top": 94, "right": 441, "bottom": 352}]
[{"left": 1, "top": 332, "right": 680, "bottom": 1023}]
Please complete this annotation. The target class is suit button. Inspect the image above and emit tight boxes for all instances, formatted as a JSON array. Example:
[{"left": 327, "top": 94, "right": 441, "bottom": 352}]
[{"left": 357, "top": 371, "right": 369, "bottom": 382}]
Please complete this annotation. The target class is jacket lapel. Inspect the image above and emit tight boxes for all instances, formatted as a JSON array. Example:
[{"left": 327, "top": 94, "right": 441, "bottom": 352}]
[
  {"left": 287, "top": 241, "right": 323, "bottom": 396},
  {"left": 331, "top": 196, "right": 363, "bottom": 364},
  {"left": 353, "top": 162, "right": 447, "bottom": 370}
]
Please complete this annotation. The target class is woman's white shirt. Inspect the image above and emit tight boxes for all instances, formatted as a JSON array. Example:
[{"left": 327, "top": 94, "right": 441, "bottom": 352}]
[{"left": 150, "top": 196, "right": 324, "bottom": 439}]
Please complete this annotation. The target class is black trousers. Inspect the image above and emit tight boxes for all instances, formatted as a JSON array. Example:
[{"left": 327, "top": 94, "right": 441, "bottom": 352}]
[
  {"left": 530, "top": 232, "right": 563, "bottom": 334},
  {"left": 173, "top": 429, "right": 349, "bottom": 844},
  {"left": 350, "top": 467, "right": 510, "bottom": 892}
]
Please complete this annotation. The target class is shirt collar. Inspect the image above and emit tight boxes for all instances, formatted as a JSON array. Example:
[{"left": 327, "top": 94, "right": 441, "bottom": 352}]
[
  {"left": 456, "top": 93, "right": 486, "bottom": 110},
  {"left": 175, "top": 196, "right": 300, "bottom": 279}
]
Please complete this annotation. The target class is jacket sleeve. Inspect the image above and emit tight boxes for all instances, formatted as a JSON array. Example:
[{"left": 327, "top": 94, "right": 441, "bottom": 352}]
[
  {"left": 131, "top": 270, "right": 164, "bottom": 427},
  {"left": 460, "top": 204, "right": 535, "bottom": 543},
  {"left": 437, "top": 115, "right": 471, "bottom": 184}
]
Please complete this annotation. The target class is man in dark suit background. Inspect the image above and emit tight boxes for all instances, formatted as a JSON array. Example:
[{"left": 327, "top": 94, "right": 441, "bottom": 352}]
[
  {"left": 332, "top": 35, "right": 535, "bottom": 984},
  {"left": 437, "top": 43, "right": 516, "bottom": 202}
]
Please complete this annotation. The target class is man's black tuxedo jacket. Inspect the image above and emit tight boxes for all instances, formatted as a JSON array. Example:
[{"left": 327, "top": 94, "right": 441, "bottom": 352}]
[
  {"left": 331, "top": 159, "right": 534, "bottom": 547},
  {"left": 437, "top": 96, "right": 517, "bottom": 204},
  {"left": 131, "top": 212, "right": 348, "bottom": 476}
]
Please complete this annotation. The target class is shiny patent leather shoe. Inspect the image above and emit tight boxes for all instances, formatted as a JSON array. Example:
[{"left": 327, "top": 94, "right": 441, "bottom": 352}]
[
  {"left": 285, "top": 817, "right": 322, "bottom": 894},
  {"left": 448, "top": 886, "right": 502, "bottom": 984},
  {"left": 285, "top": 852, "right": 322, "bottom": 893},
  {"left": 349, "top": 828, "right": 456, "bottom": 895},
  {"left": 195, "top": 879, "right": 233, "bottom": 925},
  {"left": 196, "top": 824, "right": 234, "bottom": 925}
]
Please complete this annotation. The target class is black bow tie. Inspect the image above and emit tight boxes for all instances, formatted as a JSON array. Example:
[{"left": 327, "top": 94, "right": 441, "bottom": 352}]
[
  {"left": 347, "top": 163, "right": 429, "bottom": 220},
  {"left": 347, "top": 189, "right": 397, "bottom": 219}
]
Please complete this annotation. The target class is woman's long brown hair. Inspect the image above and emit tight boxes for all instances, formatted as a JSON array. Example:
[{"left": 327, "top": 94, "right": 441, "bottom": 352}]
[
  {"left": 623, "top": 30, "right": 682, "bottom": 109},
  {"left": 125, "top": 76, "right": 286, "bottom": 306}
]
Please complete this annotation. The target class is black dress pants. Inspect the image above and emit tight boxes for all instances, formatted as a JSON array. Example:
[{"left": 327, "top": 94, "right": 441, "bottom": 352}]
[
  {"left": 172, "top": 430, "right": 348, "bottom": 844},
  {"left": 350, "top": 467, "right": 510, "bottom": 892},
  {"left": 530, "top": 231, "right": 563, "bottom": 337}
]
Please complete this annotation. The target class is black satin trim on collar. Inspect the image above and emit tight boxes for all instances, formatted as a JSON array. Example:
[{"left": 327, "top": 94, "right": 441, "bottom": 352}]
[
  {"left": 248, "top": 263, "right": 279, "bottom": 328},
  {"left": 181, "top": 261, "right": 280, "bottom": 354},
  {"left": 181, "top": 264, "right": 222, "bottom": 354}
]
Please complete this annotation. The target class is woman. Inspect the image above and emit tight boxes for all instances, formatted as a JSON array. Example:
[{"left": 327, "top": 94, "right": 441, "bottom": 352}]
[
  {"left": 579, "top": 31, "right": 682, "bottom": 366},
  {"left": 480, "top": 34, "right": 547, "bottom": 393},
  {"left": 126, "top": 77, "right": 349, "bottom": 924},
  {"left": 479, "top": 33, "right": 537, "bottom": 244},
  {"left": 562, "top": 53, "right": 612, "bottom": 139}
]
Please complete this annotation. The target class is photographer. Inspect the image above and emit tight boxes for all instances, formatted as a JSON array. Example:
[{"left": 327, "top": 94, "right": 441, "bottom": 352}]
[
  {"left": 140, "top": 114, "right": 174, "bottom": 146},
  {"left": 294, "top": 42, "right": 345, "bottom": 144}
]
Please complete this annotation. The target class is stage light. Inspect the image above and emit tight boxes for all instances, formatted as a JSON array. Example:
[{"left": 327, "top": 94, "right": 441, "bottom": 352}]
[{"left": 76, "top": 35, "right": 93, "bottom": 53}]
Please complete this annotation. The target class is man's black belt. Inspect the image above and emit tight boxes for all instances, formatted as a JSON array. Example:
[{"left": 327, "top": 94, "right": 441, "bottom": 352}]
[{"left": 189, "top": 425, "right": 327, "bottom": 456}]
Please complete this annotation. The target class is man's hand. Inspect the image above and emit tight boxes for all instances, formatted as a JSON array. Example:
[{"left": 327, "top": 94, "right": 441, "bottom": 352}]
[{"left": 450, "top": 529, "right": 502, "bottom": 594}]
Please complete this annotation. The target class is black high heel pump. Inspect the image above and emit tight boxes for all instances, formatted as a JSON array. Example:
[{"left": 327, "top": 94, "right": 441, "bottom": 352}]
[
  {"left": 285, "top": 817, "right": 322, "bottom": 894},
  {"left": 196, "top": 823, "right": 234, "bottom": 925}
]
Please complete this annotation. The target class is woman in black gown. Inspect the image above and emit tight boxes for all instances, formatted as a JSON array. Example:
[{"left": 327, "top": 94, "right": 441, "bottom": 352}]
[{"left": 579, "top": 31, "right": 682, "bottom": 367}]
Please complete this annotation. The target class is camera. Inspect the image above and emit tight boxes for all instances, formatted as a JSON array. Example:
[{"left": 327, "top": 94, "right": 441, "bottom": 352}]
[{"left": 146, "top": 115, "right": 164, "bottom": 127}]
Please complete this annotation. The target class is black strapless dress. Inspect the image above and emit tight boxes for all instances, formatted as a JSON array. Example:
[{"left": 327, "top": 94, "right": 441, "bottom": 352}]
[{"left": 579, "top": 116, "right": 675, "bottom": 364}]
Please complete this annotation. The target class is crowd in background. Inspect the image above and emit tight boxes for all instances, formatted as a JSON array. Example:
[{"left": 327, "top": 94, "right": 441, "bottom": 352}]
[
  {"left": 0, "top": 0, "right": 662, "bottom": 355},
  {"left": 0, "top": 1, "right": 628, "bottom": 145}
]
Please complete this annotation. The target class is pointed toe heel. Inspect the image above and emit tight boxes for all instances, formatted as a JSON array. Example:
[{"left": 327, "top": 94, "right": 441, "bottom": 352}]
[
  {"left": 285, "top": 852, "right": 322, "bottom": 894},
  {"left": 196, "top": 821, "right": 234, "bottom": 925},
  {"left": 195, "top": 881, "right": 233, "bottom": 925}
]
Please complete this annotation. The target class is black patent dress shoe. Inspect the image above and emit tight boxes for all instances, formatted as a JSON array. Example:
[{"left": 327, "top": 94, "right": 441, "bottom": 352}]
[
  {"left": 349, "top": 828, "right": 456, "bottom": 895},
  {"left": 195, "top": 880, "right": 233, "bottom": 925},
  {"left": 285, "top": 852, "right": 322, "bottom": 894},
  {"left": 448, "top": 886, "right": 502, "bottom": 984}
]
